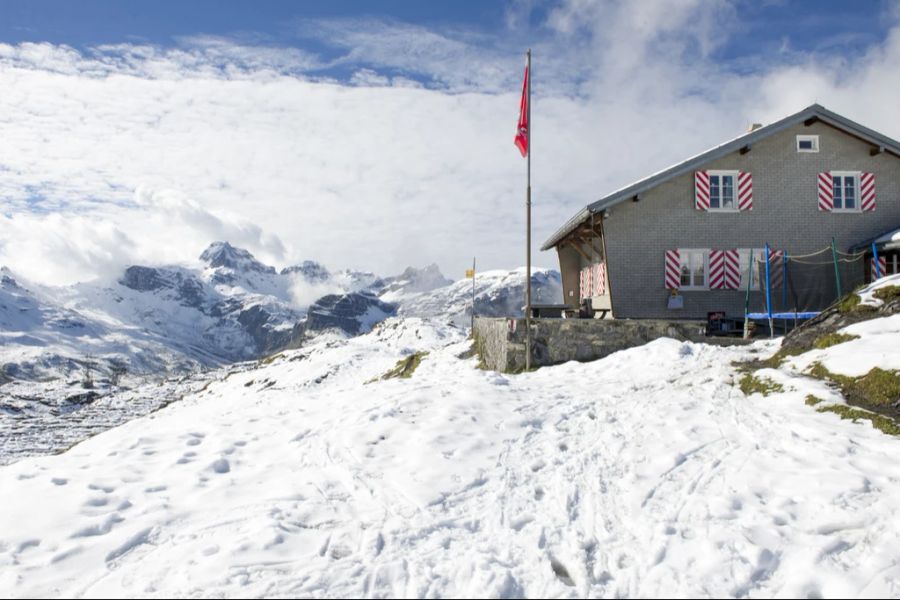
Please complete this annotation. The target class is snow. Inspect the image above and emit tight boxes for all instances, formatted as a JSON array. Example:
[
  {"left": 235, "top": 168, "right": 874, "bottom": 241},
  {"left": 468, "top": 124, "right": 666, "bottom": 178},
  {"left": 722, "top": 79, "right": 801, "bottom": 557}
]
[
  {"left": 2, "top": 316, "right": 899, "bottom": 598},
  {"left": 783, "top": 274, "right": 900, "bottom": 377},
  {"left": 787, "top": 313, "right": 900, "bottom": 377},
  {"left": 858, "top": 272, "right": 900, "bottom": 307}
]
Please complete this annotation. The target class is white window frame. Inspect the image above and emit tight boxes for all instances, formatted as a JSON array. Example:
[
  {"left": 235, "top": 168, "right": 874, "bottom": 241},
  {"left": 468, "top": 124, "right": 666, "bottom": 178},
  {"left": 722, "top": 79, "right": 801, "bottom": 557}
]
[
  {"left": 737, "top": 248, "right": 765, "bottom": 291},
  {"left": 678, "top": 248, "right": 708, "bottom": 290},
  {"left": 831, "top": 171, "right": 861, "bottom": 213},
  {"left": 885, "top": 254, "right": 899, "bottom": 276},
  {"left": 706, "top": 170, "right": 740, "bottom": 212},
  {"left": 796, "top": 135, "right": 819, "bottom": 153}
]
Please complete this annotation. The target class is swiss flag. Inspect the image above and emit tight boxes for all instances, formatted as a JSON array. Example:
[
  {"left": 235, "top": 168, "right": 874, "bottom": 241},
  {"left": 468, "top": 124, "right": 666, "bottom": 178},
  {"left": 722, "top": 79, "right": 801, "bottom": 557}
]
[{"left": 514, "top": 64, "right": 529, "bottom": 157}]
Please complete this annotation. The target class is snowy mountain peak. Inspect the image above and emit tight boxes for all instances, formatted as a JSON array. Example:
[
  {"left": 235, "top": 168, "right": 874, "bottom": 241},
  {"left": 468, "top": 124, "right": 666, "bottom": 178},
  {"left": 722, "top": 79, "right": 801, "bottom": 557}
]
[
  {"left": 376, "top": 264, "right": 453, "bottom": 300},
  {"left": 397, "top": 264, "right": 452, "bottom": 292},
  {"left": 199, "top": 241, "right": 275, "bottom": 275}
]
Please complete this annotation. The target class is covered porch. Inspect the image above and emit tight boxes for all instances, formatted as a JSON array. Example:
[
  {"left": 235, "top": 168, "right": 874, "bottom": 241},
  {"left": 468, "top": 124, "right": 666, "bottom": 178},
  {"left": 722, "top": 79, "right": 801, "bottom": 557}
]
[
  {"left": 550, "top": 211, "right": 613, "bottom": 318},
  {"left": 852, "top": 225, "right": 900, "bottom": 282}
]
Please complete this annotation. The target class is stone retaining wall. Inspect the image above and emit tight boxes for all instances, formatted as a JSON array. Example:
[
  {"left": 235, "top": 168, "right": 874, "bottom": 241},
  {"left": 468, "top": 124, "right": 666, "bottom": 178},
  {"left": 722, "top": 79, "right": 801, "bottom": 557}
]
[{"left": 473, "top": 317, "right": 721, "bottom": 372}]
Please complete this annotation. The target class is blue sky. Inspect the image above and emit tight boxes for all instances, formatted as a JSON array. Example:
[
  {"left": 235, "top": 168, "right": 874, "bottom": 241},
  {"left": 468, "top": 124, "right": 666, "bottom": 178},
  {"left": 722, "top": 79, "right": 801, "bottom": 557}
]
[
  {"left": 2, "top": 1, "right": 894, "bottom": 86},
  {"left": 1, "top": 1, "right": 900, "bottom": 283}
]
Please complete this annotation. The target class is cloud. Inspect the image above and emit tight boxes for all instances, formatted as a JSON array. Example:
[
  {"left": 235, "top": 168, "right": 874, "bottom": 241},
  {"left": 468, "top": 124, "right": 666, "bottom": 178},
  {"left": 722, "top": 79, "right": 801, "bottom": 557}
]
[{"left": 1, "top": 1, "right": 900, "bottom": 286}]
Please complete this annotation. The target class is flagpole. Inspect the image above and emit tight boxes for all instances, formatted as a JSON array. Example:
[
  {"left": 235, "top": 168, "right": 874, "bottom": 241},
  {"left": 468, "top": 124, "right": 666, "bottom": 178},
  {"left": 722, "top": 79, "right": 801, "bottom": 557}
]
[{"left": 525, "top": 48, "right": 532, "bottom": 372}]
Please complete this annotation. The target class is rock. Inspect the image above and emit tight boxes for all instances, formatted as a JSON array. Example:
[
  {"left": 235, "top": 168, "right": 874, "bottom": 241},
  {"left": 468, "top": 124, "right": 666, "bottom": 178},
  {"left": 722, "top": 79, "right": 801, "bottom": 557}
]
[
  {"left": 281, "top": 261, "right": 330, "bottom": 282},
  {"left": 120, "top": 266, "right": 167, "bottom": 292},
  {"left": 304, "top": 293, "right": 396, "bottom": 336}
]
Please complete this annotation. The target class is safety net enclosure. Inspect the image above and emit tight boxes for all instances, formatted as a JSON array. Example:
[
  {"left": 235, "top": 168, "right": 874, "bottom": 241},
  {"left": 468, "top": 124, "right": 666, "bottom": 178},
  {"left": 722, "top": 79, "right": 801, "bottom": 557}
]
[{"left": 745, "top": 241, "right": 868, "bottom": 331}]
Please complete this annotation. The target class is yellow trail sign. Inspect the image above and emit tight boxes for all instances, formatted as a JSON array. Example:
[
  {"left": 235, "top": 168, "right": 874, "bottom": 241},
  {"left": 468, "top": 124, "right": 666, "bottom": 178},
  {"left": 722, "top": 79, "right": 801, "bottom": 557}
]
[{"left": 465, "top": 269, "right": 475, "bottom": 279}]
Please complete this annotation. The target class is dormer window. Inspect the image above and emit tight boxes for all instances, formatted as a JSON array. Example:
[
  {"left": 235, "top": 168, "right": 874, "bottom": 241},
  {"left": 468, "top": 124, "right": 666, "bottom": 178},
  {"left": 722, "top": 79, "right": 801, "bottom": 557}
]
[{"left": 797, "top": 135, "right": 819, "bottom": 152}]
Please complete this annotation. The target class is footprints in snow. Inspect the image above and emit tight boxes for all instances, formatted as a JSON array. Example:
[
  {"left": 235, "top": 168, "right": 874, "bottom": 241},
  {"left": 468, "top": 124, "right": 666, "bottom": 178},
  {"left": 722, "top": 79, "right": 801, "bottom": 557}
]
[{"left": 210, "top": 458, "right": 231, "bottom": 474}]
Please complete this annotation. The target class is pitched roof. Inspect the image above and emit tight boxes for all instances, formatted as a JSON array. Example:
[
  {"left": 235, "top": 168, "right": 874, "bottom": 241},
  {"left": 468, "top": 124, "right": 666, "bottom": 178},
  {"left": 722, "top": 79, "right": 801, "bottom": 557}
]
[{"left": 541, "top": 104, "right": 900, "bottom": 251}]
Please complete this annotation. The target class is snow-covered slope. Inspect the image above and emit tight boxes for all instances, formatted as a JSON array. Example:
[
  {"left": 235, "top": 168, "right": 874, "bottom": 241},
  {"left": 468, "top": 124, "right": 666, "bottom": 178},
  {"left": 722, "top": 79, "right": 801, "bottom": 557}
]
[
  {"left": 398, "top": 267, "right": 562, "bottom": 327},
  {"left": 1, "top": 315, "right": 898, "bottom": 598},
  {"left": 0, "top": 247, "right": 560, "bottom": 381},
  {"left": 0, "top": 270, "right": 190, "bottom": 380}
]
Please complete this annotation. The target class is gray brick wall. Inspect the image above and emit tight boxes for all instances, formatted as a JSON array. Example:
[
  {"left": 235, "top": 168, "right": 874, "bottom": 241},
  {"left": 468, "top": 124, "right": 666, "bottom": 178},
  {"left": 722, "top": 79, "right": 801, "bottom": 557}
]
[{"left": 587, "top": 121, "right": 900, "bottom": 319}]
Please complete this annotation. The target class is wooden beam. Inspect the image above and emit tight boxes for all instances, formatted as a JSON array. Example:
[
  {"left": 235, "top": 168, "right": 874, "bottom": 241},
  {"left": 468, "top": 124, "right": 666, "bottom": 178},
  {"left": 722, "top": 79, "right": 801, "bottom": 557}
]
[
  {"left": 804, "top": 116, "right": 818, "bottom": 126},
  {"left": 568, "top": 242, "right": 590, "bottom": 261},
  {"left": 870, "top": 146, "right": 885, "bottom": 156},
  {"left": 739, "top": 144, "right": 751, "bottom": 155},
  {"left": 631, "top": 194, "right": 640, "bottom": 202}
]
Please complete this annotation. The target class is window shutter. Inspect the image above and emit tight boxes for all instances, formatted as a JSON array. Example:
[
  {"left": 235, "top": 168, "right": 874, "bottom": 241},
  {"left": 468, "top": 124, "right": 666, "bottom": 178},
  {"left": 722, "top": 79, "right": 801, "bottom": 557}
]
[
  {"left": 738, "top": 172, "right": 753, "bottom": 211},
  {"left": 768, "top": 249, "right": 784, "bottom": 291},
  {"left": 871, "top": 256, "right": 887, "bottom": 281},
  {"left": 724, "top": 249, "right": 741, "bottom": 289},
  {"left": 817, "top": 172, "right": 833, "bottom": 211},
  {"left": 592, "top": 262, "right": 607, "bottom": 296},
  {"left": 861, "top": 172, "right": 876, "bottom": 211},
  {"left": 665, "top": 250, "right": 681, "bottom": 289},
  {"left": 695, "top": 171, "right": 709, "bottom": 210},
  {"left": 579, "top": 266, "right": 592, "bottom": 299},
  {"left": 709, "top": 250, "right": 725, "bottom": 289}
]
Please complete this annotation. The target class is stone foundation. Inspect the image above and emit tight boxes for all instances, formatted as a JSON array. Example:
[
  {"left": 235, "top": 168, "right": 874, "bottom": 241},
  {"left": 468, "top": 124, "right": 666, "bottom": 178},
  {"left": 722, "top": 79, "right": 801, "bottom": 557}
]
[{"left": 473, "top": 317, "right": 732, "bottom": 372}]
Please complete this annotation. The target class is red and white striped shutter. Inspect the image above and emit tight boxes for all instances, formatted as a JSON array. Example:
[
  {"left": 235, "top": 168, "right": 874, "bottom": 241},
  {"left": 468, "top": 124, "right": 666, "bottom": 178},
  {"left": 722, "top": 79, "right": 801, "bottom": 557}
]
[
  {"left": 871, "top": 256, "right": 887, "bottom": 281},
  {"left": 861, "top": 172, "right": 876, "bottom": 211},
  {"left": 738, "top": 172, "right": 753, "bottom": 211},
  {"left": 818, "top": 172, "right": 834, "bottom": 211},
  {"left": 709, "top": 250, "right": 725, "bottom": 289},
  {"left": 695, "top": 171, "right": 710, "bottom": 210},
  {"left": 592, "top": 262, "right": 607, "bottom": 296},
  {"left": 665, "top": 250, "right": 681, "bottom": 289},
  {"left": 768, "top": 249, "right": 784, "bottom": 291},
  {"left": 724, "top": 249, "right": 741, "bottom": 289},
  {"left": 602, "top": 263, "right": 608, "bottom": 295},
  {"left": 579, "top": 266, "right": 590, "bottom": 299}
]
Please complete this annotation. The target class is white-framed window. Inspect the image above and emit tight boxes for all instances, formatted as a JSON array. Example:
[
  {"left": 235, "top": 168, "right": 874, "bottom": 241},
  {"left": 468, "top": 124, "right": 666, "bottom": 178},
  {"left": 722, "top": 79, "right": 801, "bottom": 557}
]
[
  {"left": 679, "top": 249, "right": 708, "bottom": 290},
  {"left": 797, "top": 135, "right": 819, "bottom": 153},
  {"left": 706, "top": 171, "right": 739, "bottom": 211},
  {"left": 831, "top": 171, "right": 860, "bottom": 211},
  {"left": 886, "top": 254, "right": 899, "bottom": 276},
  {"left": 737, "top": 248, "right": 765, "bottom": 290}
]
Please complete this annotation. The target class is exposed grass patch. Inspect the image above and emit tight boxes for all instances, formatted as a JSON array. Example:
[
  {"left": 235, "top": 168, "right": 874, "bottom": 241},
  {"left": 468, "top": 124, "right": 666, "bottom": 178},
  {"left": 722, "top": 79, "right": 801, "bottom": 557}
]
[
  {"left": 813, "top": 332, "right": 860, "bottom": 350},
  {"left": 808, "top": 362, "right": 900, "bottom": 409},
  {"left": 838, "top": 292, "right": 877, "bottom": 314},
  {"left": 739, "top": 373, "right": 784, "bottom": 397},
  {"left": 736, "top": 345, "right": 805, "bottom": 372},
  {"left": 371, "top": 351, "right": 429, "bottom": 382},
  {"left": 805, "top": 394, "right": 824, "bottom": 406},
  {"left": 258, "top": 352, "right": 284, "bottom": 366},
  {"left": 817, "top": 404, "right": 900, "bottom": 436},
  {"left": 873, "top": 285, "right": 900, "bottom": 303}
]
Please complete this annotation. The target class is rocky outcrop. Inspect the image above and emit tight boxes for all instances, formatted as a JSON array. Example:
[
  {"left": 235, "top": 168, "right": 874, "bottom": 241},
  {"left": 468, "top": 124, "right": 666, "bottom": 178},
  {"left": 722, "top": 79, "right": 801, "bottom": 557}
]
[
  {"left": 304, "top": 293, "right": 396, "bottom": 336},
  {"left": 780, "top": 288, "right": 900, "bottom": 355},
  {"left": 120, "top": 266, "right": 167, "bottom": 292},
  {"left": 281, "top": 261, "right": 330, "bottom": 282},
  {"left": 236, "top": 305, "right": 293, "bottom": 355}
]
